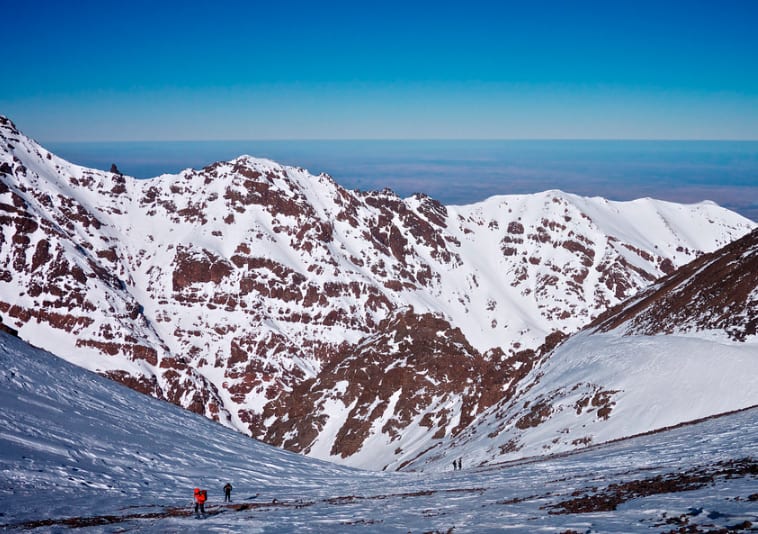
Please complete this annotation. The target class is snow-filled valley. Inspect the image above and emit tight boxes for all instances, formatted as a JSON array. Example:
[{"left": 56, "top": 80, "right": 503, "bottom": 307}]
[
  {"left": 1, "top": 332, "right": 756, "bottom": 533},
  {"left": 1, "top": 114, "right": 757, "bottom": 532}
]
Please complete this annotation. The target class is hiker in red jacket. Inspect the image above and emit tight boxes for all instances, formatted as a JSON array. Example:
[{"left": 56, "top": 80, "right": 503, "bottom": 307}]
[{"left": 194, "top": 487, "right": 207, "bottom": 516}]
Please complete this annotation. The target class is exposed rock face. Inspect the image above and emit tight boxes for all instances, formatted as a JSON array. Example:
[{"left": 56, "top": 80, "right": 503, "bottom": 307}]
[
  {"left": 260, "top": 309, "right": 548, "bottom": 468},
  {"left": 590, "top": 227, "right": 758, "bottom": 341},
  {"left": 1, "top": 115, "right": 755, "bottom": 469},
  {"left": 401, "top": 230, "right": 758, "bottom": 471}
]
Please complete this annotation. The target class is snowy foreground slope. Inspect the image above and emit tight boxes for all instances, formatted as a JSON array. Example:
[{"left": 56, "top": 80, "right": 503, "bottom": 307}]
[
  {"left": 1, "top": 115, "right": 756, "bottom": 470},
  {"left": 1, "top": 332, "right": 756, "bottom": 533}
]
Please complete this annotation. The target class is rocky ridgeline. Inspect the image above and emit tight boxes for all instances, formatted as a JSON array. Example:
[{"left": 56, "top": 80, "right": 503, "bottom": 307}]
[{"left": 589, "top": 227, "right": 758, "bottom": 341}]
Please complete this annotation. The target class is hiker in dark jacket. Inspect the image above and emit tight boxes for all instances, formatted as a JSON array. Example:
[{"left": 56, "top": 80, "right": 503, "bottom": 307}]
[{"left": 223, "top": 482, "right": 233, "bottom": 502}]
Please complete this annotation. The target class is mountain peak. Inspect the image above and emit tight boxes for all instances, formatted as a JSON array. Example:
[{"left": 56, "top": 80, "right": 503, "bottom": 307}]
[
  {"left": 0, "top": 115, "right": 18, "bottom": 132},
  {"left": 227, "top": 154, "right": 283, "bottom": 171}
]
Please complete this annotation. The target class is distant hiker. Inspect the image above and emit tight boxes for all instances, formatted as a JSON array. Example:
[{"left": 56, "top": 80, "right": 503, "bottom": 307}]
[
  {"left": 458, "top": 457, "right": 463, "bottom": 470},
  {"left": 193, "top": 487, "right": 207, "bottom": 516},
  {"left": 223, "top": 482, "right": 233, "bottom": 502},
  {"left": 452, "top": 460, "right": 457, "bottom": 471}
]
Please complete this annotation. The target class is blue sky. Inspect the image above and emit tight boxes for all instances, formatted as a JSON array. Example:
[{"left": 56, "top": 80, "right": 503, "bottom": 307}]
[{"left": 2, "top": 0, "right": 757, "bottom": 141}]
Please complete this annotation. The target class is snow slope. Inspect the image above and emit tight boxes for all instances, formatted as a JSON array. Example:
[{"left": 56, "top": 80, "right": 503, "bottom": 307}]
[
  {"left": 1, "top": 114, "right": 756, "bottom": 470},
  {"left": 1, "top": 331, "right": 756, "bottom": 532},
  {"left": 405, "top": 331, "right": 758, "bottom": 471},
  {"left": 402, "top": 229, "right": 758, "bottom": 472}
]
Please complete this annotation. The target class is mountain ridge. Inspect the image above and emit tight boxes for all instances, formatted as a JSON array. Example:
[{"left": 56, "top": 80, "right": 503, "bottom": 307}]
[
  {"left": 589, "top": 226, "right": 758, "bottom": 340},
  {"left": 1, "top": 115, "right": 755, "bottom": 469}
]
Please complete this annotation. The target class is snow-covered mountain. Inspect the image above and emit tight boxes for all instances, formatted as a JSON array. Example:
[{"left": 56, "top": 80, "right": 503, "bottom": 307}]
[
  {"left": 1, "top": 330, "right": 756, "bottom": 532},
  {"left": 403, "top": 228, "right": 758, "bottom": 471},
  {"left": 591, "top": 225, "right": 758, "bottom": 341},
  {"left": 1, "top": 115, "right": 755, "bottom": 469}
]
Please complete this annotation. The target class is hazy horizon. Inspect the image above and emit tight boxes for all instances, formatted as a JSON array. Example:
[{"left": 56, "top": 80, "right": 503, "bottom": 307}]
[
  {"left": 40, "top": 136, "right": 758, "bottom": 143},
  {"left": 47, "top": 138, "right": 758, "bottom": 222}
]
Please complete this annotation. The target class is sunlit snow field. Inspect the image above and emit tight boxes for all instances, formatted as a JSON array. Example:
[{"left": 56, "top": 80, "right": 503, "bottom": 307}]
[{"left": 2, "top": 332, "right": 755, "bottom": 533}]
